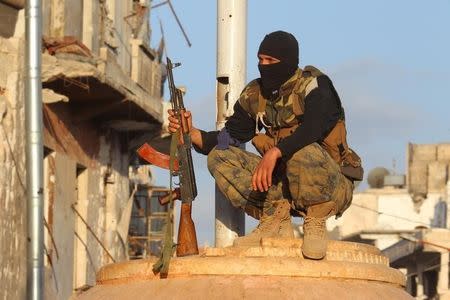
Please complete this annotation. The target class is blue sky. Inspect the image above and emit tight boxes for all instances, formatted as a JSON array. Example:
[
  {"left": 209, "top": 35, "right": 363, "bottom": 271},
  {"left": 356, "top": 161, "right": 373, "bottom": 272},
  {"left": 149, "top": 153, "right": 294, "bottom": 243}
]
[{"left": 148, "top": 0, "right": 450, "bottom": 245}]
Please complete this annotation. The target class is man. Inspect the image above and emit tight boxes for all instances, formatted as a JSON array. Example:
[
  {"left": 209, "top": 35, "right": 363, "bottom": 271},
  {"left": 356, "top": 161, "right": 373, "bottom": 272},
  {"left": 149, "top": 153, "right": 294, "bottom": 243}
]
[{"left": 168, "top": 31, "right": 361, "bottom": 259}]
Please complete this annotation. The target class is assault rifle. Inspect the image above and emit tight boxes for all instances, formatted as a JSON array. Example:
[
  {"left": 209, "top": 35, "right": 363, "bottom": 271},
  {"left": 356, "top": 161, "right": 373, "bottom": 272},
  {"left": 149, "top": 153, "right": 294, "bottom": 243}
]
[{"left": 137, "top": 57, "right": 198, "bottom": 257}]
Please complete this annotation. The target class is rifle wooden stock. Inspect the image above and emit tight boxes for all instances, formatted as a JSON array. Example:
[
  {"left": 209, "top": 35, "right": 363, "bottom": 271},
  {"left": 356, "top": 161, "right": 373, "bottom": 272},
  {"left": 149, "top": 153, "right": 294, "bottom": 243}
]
[
  {"left": 158, "top": 188, "right": 199, "bottom": 256},
  {"left": 176, "top": 203, "right": 199, "bottom": 257}
]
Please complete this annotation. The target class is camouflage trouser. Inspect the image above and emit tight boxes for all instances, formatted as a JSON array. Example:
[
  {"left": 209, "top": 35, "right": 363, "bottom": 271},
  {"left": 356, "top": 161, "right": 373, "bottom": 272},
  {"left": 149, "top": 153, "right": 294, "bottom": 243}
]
[{"left": 207, "top": 143, "right": 353, "bottom": 219}]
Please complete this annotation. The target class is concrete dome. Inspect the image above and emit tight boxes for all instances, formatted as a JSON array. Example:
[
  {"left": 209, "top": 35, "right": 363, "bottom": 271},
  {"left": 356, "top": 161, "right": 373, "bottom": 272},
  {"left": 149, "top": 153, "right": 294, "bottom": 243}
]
[{"left": 75, "top": 239, "right": 412, "bottom": 300}]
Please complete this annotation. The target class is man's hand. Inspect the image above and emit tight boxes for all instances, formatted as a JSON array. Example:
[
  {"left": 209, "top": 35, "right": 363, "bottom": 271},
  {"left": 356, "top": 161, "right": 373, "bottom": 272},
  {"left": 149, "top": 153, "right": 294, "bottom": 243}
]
[
  {"left": 252, "top": 147, "right": 282, "bottom": 192},
  {"left": 168, "top": 109, "right": 193, "bottom": 133},
  {"left": 168, "top": 109, "right": 202, "bottom": 148}
]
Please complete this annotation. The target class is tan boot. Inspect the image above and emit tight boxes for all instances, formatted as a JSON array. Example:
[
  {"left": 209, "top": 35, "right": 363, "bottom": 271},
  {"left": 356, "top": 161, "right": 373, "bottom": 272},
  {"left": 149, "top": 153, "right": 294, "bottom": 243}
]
[
  {"left": 233, "top": 199, "right": 294, "bottom": 247},
  {"left": 301, "top": 201, "right": 336, "bottom": 260},
  {"left": 244, "top": 203, "right": 263, "bottom": 220}
]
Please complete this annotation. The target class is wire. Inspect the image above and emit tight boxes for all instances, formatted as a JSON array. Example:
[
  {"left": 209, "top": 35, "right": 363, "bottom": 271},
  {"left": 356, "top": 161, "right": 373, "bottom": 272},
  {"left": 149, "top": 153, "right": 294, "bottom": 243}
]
[
  {"left": 167, "top": 0, "right": 191, "bottom": 47},
  {"left": 351, "top": 203, "right": 434, "bottom": 227},
  {"left": 152, "top": 1, "right": 169, "bottom": 9},
  {"left": 0, "top": 121, "right": 26, "bottom": 192},
  {"left": 151, "top": 0, "right": 192, "bottom": 47},
  {"left": 43, "top": 217, "right": 59, "bottom": 260},
  {"left": 74, "top": 230, "right": 97, "bottom": 273},
  {"left": 71, "top": 204, "right": 116, "bottom": 263},
  {"left": 43, "top": 244, "right": 59, "bottom": 292}
]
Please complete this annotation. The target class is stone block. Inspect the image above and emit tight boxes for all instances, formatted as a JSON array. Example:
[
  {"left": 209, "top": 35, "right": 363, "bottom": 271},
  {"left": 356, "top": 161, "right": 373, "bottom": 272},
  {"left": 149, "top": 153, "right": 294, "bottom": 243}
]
[
  {"left": 408, "top": 162, "right": 428, "bottom": 195},
  {"left": 409, "top": 144, "right": 437, "bottom": 162},
  {"left": 437, "top": 144, "right": 450, "bottom": 162},
  {"left": 428, "top": 162, "right": 448, "bottom": 192}
]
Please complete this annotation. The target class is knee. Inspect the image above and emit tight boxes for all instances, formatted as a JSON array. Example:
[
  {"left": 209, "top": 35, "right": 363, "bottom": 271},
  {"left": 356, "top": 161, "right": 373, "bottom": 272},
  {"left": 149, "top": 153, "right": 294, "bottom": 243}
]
[
  {"left": 289, "top": 143, "right": 325, "bottom": 163},
  {"left": 207, "top": 147, "right": 220, "bottom": 174},
  {"left": 287, "top": 143, "right": 337, "bottom": 175}
]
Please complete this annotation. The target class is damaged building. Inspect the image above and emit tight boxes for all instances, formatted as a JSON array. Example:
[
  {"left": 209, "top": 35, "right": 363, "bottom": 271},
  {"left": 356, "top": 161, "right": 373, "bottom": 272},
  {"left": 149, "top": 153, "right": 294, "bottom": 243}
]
[
  {"left": 328, "top": 143, "right": 450, "bottom": 299},
  {"left": 0, "top": 1, "right": 171, "bottom": 299}
]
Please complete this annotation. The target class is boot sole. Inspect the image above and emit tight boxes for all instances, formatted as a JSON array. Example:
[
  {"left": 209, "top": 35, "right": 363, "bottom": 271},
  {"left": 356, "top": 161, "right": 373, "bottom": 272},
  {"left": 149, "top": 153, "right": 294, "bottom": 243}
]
[
  {"left": 301, "top": 248, "right": 326, "bottom": 260},
  {"left": 233, "top": 231, "right": 296, "bottom": 247}
]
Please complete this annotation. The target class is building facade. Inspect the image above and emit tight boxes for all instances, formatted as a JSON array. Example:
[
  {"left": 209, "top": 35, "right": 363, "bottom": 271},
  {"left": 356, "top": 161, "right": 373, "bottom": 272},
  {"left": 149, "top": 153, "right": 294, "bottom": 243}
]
[{"left": 0, "top": 1, "right": 169, "bottom": 299}]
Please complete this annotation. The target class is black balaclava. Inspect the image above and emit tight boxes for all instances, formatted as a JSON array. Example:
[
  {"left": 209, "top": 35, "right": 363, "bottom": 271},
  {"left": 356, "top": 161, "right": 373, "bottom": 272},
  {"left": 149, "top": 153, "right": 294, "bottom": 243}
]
[{"left": 258, "top": 31, "right": 299, "bottom": 99}]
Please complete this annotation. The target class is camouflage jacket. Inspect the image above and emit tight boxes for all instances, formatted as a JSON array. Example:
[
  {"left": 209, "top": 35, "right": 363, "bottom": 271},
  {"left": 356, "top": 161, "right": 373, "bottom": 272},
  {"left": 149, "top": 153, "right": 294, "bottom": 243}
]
[{"left": 196, "top": 67, "right": 344, "bottom": 160}]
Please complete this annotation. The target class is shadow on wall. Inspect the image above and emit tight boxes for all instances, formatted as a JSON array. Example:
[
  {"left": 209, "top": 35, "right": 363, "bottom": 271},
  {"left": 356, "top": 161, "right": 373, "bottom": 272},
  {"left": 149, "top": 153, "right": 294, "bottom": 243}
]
[{"left": 0, "top": 2, "right": 20, "bottom": 38}]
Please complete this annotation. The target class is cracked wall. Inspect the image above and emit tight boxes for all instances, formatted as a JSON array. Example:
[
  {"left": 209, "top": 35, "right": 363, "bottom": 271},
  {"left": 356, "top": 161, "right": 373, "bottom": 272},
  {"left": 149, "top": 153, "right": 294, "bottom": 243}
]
[{"left": 0, "top": 7, "right": 27, "bottom": 299}]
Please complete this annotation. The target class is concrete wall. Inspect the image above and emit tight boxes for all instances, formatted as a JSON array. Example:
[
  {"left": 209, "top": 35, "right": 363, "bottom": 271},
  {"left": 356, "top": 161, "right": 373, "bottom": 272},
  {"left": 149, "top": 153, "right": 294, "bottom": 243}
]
[
  {"left": 101, "top": 135, "right": 130, "bottom": 262},
  {"left": 41, "top": 134, "right": 132, "bottom": 300},
  {"left": 328, "top": 193, "right": 379, "bottom": 238},
  {"left": 72, "top": 164, "right": 108, "bottom": 288},
  {"left": 43, "top": 152, "right": 77, "bottom": 300},
  {"left": 0, "top": 5, "right": 27, "bottom": 299},
  {"left": 41, "top": 0, "right": 135, "bottom": 75},
  {"left": 130, "top": 40, "right": 163, "bottom": 98},
  {"left": 81, "top": 167, "right": 104, "bottom": 286},
  {"left": 330, "top": 188, "right": 444, "bottom": 250},
  {"left": 408, "top": 143, "right": 450, "bottom": 200},
  {"left": 95, "top": 0, "right": 135, "bottom": 74},
  {"left": 63, "top": 0, "right": 83, "bottom": 40},
  {"left": 81, "top": 0, "right": 100, "bottom": 55},
  {"left": 43, "top": 0, "right": 82, "bottom": 40}
]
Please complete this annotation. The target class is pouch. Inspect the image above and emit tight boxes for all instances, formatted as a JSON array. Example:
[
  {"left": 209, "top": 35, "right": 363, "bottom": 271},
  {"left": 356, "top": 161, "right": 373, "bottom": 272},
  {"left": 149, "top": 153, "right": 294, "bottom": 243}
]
[
  {"left": 341, "top": 148, "right": 364, "bottom": 181},
  {"left": 251, "top": 133, "right": 275, "bottom": 156}
]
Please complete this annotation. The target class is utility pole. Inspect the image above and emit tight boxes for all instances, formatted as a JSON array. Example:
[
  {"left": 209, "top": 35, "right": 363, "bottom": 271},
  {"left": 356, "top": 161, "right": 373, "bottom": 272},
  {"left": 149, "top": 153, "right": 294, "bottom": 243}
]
[
  {"left": 25, "top": 0, "right": 44, "bottom": 299},
  {"left": 215, "top": 0, "right": 247, "bottom": 247}
]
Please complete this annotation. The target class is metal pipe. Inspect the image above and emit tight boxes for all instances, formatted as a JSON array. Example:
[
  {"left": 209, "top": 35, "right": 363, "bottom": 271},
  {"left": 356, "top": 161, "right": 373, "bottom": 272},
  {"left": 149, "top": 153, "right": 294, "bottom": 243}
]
[
  {"left": 167, "top": 0, "right": 191, "bottom": 47},
  {"left": 25, "top": 0, "right": 44, "bottom": 299},
  {"left": 215, "top": 0, "right": 247, "bottom": 247}
]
